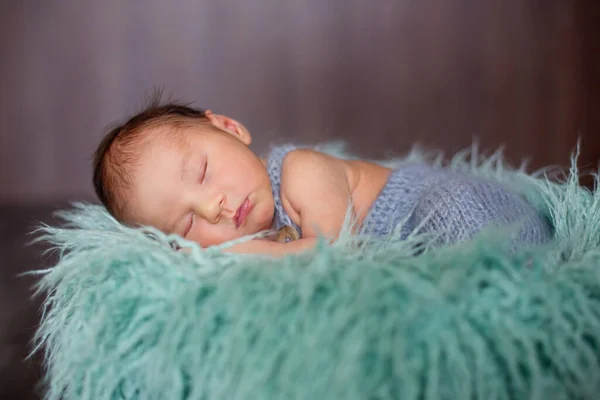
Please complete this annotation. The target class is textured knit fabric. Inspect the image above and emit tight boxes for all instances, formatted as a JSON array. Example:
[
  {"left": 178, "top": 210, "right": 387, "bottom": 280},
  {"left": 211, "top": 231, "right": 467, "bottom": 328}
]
[
  {"left": 267, "top": 144, "right": 303, "bottom": 236},
  {"left": 268, "top": 145, "right": 552, "bottom": 246},
  {"left": 361, "top": 164, "right": 553, "bottom": 245}
]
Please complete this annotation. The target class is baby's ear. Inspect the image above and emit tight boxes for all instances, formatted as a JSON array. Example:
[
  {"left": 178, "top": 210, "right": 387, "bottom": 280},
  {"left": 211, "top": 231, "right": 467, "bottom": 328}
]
[{"left": 205, "top": 110, "right": 251, "bottom": 145}]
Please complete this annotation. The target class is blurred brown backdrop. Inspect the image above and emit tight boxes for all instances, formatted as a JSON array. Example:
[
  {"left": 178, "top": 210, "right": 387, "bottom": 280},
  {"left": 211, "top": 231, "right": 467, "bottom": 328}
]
[
  {"left": 1, "top": 0, "right": 598, "bottom": 204},
  {"left": 0, "top": 1, "right": 598, "bottom": 398}
]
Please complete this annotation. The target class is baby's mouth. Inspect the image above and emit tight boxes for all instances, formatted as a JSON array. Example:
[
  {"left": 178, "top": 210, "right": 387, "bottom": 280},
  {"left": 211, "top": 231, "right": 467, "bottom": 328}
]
[{"left": 234, "top": 198, "right": 253, "bottom": 228}]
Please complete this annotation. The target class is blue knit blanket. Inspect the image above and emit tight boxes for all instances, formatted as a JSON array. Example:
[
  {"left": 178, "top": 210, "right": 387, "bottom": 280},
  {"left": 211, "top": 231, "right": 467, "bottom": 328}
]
[{"left": 31, "top": 145, "right": 600, "bottom": 399}]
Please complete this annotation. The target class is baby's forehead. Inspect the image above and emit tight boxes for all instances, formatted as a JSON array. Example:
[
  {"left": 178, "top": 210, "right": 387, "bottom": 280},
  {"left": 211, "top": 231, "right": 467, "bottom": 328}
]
[
  {"left": 136, "top": 126, "right": 214, "bottom": 176},
  {"left": 132, "top": 119, "right": 217, "bottom": 168}
]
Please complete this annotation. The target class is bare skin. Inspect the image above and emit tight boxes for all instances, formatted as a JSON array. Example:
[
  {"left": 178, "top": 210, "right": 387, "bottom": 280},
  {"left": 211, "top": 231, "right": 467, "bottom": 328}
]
[{"left": 125, "top": 111, "right": 391, "bottom": 256}]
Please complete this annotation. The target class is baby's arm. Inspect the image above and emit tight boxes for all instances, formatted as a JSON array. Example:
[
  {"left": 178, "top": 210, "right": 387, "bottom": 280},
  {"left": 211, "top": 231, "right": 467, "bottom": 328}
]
[
  {"left": 224, "top": 237, "right": 318, "bottom": 256},
  {"left": 280, "top": 149, "right": 351, "bottom": 239}
]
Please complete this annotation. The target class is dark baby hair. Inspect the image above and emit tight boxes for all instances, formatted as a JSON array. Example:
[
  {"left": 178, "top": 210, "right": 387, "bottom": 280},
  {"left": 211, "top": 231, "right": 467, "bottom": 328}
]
[{"left": 93, "top": 93, "right": 207, "bottom": 221}]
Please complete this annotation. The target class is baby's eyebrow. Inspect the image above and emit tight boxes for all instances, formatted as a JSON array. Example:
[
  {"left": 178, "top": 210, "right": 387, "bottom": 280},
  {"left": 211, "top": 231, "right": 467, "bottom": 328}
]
[{"left": 181, "top": 153, "right": 193, "bottom": 181}]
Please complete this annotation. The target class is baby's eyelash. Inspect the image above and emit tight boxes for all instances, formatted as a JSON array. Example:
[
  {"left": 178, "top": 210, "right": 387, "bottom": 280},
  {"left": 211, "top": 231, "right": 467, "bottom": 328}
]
[{"left": 199, "top": 160, "right": 207, "bottom": 183}]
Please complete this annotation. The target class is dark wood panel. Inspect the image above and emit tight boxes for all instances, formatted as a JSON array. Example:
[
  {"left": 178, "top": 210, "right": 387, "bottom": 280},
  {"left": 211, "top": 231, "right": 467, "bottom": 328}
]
[
  {"left": 0, "top": 3, "right": 598, "bottom": 398},
  {"left": 576, "top": 0, "right": 600, "bottom": 186},
  {"left": 0, "top": 0, "right": 595, "bottom": 201}
]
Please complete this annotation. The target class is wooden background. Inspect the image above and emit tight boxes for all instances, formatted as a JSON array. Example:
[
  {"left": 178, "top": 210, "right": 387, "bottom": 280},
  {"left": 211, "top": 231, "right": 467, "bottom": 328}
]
[
  {"left": 0, "top": 0, "right": 598, "bottom": 203},
  {"left": 0, "top": 2, "right": 599, "bottom": 398}
]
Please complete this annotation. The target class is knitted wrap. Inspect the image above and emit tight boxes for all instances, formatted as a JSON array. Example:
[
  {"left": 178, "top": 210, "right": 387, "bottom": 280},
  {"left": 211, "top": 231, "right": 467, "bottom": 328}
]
[
  {"left": 267, "top": 145, "right": 552, "bottom": 246},
  {"left": 361, "top": 164, "right": 553, "bottom": 245},
  {"left": 267, "top": 145, "right": 303, "bottom": 236}
]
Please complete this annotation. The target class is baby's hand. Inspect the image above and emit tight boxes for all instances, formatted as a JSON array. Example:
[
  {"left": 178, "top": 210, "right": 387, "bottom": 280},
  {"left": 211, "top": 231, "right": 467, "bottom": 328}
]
[
  {"left": 176, "top": 226, "right": 312, "bottom": 256},
  {"left": 223, "top": 236, "right": 317, "bottom": 256},
  {"left": 272, "top": 226, "right": 301, "bottom": 243}
]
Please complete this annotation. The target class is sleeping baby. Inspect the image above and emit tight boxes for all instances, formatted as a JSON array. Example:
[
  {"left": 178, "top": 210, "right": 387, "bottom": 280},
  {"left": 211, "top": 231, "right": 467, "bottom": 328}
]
[{"left": 93, "top": 98, "right": 552, "bottom": 256}]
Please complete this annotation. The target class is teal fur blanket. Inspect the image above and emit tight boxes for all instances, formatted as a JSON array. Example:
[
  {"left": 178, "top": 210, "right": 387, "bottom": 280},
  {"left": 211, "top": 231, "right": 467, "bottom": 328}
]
[{"left": 32, "top": 145, "right": 600, "bottom": 399}]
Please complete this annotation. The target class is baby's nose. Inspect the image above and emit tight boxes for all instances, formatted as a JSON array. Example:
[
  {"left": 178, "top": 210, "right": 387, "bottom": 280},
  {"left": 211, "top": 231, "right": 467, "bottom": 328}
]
[{"left": 199, "top": 193, "right": 225, "bottom": 223}]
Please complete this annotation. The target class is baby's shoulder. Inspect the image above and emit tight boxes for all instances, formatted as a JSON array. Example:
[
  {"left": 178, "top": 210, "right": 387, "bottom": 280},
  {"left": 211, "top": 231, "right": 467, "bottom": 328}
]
[
  {"left": 282, "top": 148, "right": 324, "bottom": 168},
  {"left": 281, "top": 149, "right": 345, "bottom": 181},
  {"left": 279, "top": 149, "right": 349, "bottom": 199}
]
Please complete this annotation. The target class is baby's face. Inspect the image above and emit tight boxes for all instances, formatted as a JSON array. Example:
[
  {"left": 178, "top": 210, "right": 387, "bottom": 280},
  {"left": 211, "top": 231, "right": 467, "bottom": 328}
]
[{"left": 127, "top": 117, "right": 274, "bottom": 247}]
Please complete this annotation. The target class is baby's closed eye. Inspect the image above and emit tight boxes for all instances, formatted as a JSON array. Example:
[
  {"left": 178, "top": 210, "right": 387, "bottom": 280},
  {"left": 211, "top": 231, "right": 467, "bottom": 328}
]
[
  {"left": 183, "top": 213, "right": 194, "bottom": 237},
  {"left": 198, "top": 159, "right": 207, "bottom": 184}
]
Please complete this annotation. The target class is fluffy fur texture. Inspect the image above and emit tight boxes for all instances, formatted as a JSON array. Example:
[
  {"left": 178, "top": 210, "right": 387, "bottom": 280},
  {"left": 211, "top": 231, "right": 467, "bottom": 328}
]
[{"left": 31, "top": 144, "right": 600, "bottom": 399}]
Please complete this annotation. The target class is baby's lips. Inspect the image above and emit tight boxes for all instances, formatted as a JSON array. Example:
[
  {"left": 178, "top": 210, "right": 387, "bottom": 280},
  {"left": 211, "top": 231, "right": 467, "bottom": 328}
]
[{"left": 235, "top": 198, "right": 251, "bottom": 228}]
